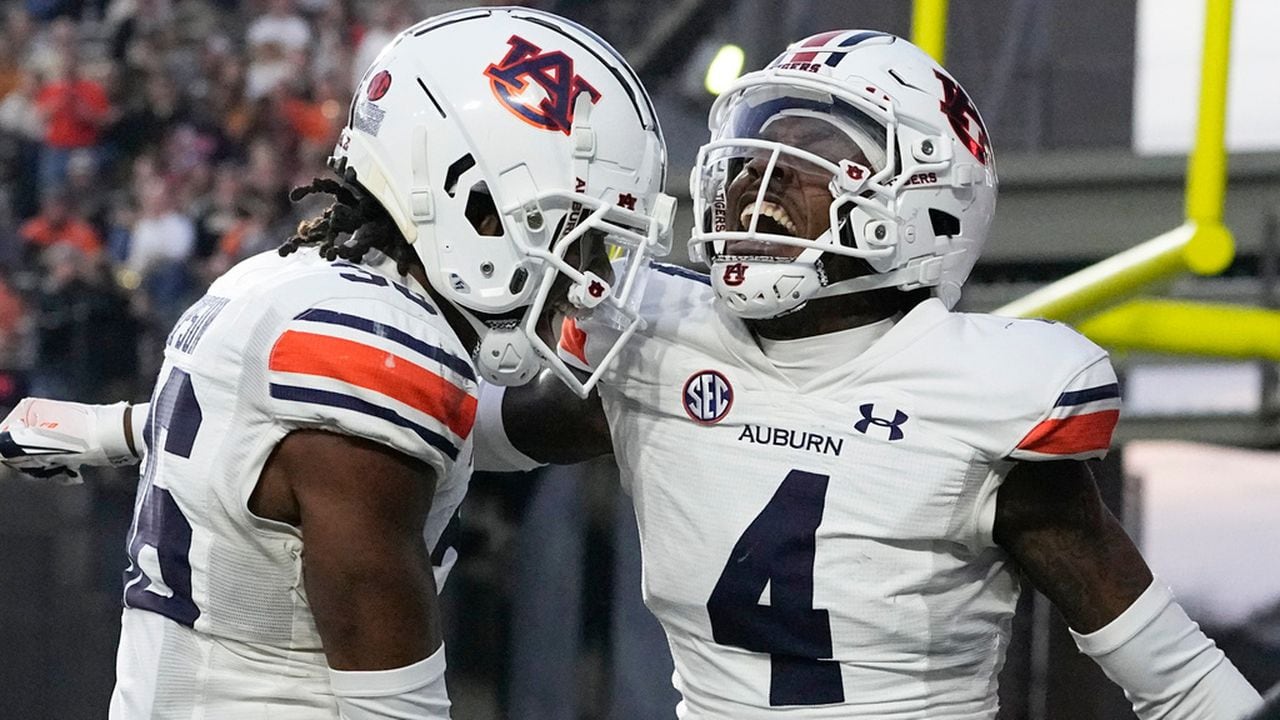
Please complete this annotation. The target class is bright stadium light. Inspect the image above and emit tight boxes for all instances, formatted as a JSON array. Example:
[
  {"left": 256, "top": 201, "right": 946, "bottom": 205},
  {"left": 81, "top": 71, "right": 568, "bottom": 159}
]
[{"left": 704, "top": 44, "right": 745, "bottom": 96}]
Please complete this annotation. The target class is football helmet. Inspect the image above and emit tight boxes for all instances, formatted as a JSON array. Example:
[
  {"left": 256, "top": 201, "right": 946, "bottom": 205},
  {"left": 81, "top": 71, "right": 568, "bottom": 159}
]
[
  {"left": 689, "top": 31, "right": 997, "bottom": 318},
  {"left": 332, "top": 7, "right": 675, "bottom": 396}
]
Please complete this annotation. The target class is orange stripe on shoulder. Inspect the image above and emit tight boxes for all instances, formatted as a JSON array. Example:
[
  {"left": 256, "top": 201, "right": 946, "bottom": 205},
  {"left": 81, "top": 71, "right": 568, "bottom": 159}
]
[
  {"left": 559, "top": 317, "right": 588, "bottom": 365},
  {"left": 1017, "top": 409, "right": 1119, "bottom": 456},
  {"left": 269, "top": 330, "right": 476, "bottom": 438}
]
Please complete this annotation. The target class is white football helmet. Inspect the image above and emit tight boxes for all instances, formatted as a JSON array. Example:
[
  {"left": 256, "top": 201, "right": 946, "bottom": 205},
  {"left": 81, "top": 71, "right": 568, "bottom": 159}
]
[
  {"left": 689, "top": 31, "right": 997, "bottom": 318},
  {"left": 331, "top": 7, "right": 675, "bottom": 396}
]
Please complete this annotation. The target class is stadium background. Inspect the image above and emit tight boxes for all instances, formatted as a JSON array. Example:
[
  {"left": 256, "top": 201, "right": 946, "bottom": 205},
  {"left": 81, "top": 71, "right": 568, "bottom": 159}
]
[{"left": 0, "top": 0, "right": 1276, "bottom": 718}]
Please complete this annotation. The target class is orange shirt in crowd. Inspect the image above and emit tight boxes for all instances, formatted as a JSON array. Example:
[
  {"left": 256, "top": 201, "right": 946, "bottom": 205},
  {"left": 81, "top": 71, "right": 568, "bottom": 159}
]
[
  {"left": 35, "top": 79, "right": 110, "bottom": 148},
  {"left": 0, "top": 278, "right": 23, "bottom": 340},
  {"left": 282, "top": 96, "right": 340, "bottom": 144},
  {"left": 19, "top": 216, "right": 102, "bottom": 255}
]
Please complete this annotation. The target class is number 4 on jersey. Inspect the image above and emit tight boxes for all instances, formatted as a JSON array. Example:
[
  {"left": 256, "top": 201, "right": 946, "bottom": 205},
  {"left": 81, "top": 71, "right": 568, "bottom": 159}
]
[{"left": 707, "top": 470, "right": 843, "bottom": 706}]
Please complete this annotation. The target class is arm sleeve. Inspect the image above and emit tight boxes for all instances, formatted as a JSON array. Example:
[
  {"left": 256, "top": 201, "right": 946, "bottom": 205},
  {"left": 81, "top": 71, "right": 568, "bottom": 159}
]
[
  {"left": 264, "top": 303, "right": 478, "bottom": 478},
  {"left": 557, "top": 315, "right": 619, "bottom": 373},
  {"left": 1072, "top": 578, "right": 1262, "bottom": 720},
  {"left": 471, "top": 383, "right": 545, "bottom": 473}
]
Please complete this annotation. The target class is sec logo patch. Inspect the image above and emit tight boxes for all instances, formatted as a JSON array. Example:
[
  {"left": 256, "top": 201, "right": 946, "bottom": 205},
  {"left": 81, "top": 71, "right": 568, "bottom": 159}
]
[{"left": 683, "top": 370, "right": 733, "bottom": 425}]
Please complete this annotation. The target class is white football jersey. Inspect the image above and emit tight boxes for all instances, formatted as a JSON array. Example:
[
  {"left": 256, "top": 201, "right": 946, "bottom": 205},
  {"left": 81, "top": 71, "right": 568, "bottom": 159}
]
[
  {"left": 110, "top": 248, "right": 475, "bottom": 719},
  {"left": 560, "top": 264, "right": 1120, "bottom": 719}
]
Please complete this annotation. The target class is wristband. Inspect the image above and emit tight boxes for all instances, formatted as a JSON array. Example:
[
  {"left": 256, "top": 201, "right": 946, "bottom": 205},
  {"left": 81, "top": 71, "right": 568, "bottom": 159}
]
[
  {"left": 1072, "top": 578, "right": 1261, "bottom": 720},
  {"left": 98, "top": 402, "right": 139, "bottom": 465}
]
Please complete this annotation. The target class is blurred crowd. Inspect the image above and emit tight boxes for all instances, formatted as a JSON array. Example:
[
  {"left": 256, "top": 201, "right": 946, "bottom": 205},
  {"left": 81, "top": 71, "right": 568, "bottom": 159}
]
[
  {"left": 0, "top": 0, "right": 492, "bottom": 407},
  {"left": 0, "top": 4, "right": 677, "bottom": 717}
]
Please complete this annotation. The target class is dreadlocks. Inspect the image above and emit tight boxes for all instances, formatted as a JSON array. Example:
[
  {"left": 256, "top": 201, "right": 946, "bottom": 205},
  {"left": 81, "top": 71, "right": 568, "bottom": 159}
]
[{"left": 279, "top": 176, "right": 418, "bottom": 276}]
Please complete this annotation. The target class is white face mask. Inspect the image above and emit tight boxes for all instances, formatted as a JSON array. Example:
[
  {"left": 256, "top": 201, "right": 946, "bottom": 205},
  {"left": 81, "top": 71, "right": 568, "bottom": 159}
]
[{"left": 691, "top": 92, "right": 896, "bottom": 319}]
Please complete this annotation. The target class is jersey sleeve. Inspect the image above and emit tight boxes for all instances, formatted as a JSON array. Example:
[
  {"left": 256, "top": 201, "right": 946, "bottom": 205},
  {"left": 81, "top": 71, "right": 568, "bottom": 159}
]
[
  {"left": 557, "top": 261, "right": 714, "bottom": 375},
  {"left": 557, "top": 314, "right": 619, "bottom": 373},
  {"left": 1008, "top": 356, "right": 1121, "bottom": 462},
  {"left": 264, "top": 301, "right": 478, "bottom": 477}
]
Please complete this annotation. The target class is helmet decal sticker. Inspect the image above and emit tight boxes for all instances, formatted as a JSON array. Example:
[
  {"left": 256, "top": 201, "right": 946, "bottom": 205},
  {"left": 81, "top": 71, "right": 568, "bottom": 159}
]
[
  {"left": 367, "top": 70, "right": 392, "bottom": 101},
  {"left": 771, "top": 30, "right": 889, "bottom": 73},
  {"left": 484, "top": 35, "right": 602, "bottom": 134},
  {"left": 722, "top": 263, "right": 747, "bottom": 287},
  {"left": 935, "top": 70, "right": 990, "bottom": 165},
  {"left": 353, "top": 100, "right": 386, "bottom": 136},
  {"left": 712, "top": 188, "right": 728, "bottom": 232}
]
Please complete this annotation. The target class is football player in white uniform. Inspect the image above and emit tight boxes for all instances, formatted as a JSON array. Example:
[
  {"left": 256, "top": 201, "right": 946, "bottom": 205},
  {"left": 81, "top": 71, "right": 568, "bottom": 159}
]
[
  {"left": 4, "top": 29, "right": 1260, "bottom": 720},
  {"left": 480, "top": 31, "right": 1261, "bottom": 719},
  {"left": 1, "top": 7, "right": 672, "bottom": 720}
]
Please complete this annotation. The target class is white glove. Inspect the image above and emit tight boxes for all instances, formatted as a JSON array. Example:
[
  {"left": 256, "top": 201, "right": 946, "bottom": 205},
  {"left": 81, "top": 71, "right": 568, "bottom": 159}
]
[{"left": 0, "top": 398, "right": 145, "bottom": 483}]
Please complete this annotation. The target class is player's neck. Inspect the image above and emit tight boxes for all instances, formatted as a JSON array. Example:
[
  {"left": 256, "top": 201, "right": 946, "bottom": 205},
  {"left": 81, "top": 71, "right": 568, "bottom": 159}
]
[{"left": 746, "top": 290, "right": 903, "bottom": 341}]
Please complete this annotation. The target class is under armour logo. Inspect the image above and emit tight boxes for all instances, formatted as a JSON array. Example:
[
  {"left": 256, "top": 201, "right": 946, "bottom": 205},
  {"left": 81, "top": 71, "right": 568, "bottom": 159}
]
[
  {"left": 617, "top": 193, "right": 637, "bottom": 211},
  {"left": 722, "top": 262, "right": 747, "bottom": 287},
  {"left": 846, "top": 164, "right": 865, "bottom": 180},
  {"left": 854, "top": 403, "right": 908, "bottom": 441},
  {"left": 588, "top": 280, "right": 605, "bottom": 298}
]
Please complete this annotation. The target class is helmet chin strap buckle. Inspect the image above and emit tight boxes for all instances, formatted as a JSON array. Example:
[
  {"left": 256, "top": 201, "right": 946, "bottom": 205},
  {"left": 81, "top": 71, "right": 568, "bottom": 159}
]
[
  {"left": 476, "top": 327, "right": 542, "bottom": 386},
  {"left": 567, "top": 271, "right": 611, "bottom": 309}
]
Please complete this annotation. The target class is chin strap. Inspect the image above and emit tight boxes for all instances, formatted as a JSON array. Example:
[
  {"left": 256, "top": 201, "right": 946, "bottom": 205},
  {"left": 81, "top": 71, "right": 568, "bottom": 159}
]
[
  {"left": 711, "top": 242, "right": 970, "bottom": 320},
  {"left": 448, "top": 304, "right": 542, "bottom": 388}
]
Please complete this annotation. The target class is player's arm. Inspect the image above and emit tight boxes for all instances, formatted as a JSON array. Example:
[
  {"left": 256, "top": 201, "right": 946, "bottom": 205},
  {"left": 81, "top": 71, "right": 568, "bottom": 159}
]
[
  {"left": 0, "top": 398, "right": 149, "bottom": 481},
  {"left": 473, "top": 368, "right": 612, "bottom": 471},
  {"left": 993, "top": 459, "right": 1261, "bottom": 720},
  {"left": 257, "top": 429, "right": 450, "bottom": 719}
]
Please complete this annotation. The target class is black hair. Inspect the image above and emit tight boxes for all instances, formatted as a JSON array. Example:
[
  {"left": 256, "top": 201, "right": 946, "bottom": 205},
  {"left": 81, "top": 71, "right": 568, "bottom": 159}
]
[{"left": 278, "top": 177, "right": 418, "bottom": 276}]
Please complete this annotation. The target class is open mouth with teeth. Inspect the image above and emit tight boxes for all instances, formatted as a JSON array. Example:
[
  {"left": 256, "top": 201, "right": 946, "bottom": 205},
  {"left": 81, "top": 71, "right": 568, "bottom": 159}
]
[
  {"left": 724, "top": 196, "right": 807, "bottom": 259},
  {"left": 738, "top": 199, "right": 799, "bottom": 236}
]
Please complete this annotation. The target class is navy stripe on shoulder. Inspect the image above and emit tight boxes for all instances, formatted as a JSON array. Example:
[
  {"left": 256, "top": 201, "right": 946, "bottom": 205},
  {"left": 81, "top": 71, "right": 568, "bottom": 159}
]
[
  {"left": 649, "top": 261, "right": 711, "bottom": 286},
  {"left": 269, "top": 383, "right": 459, "bottom": 461},
  {"left": 294, "top": 309, "right": 476, "bottom": 382},
  {"left": 1055, "top": 383, "right": 1120, "bottom": 407}
]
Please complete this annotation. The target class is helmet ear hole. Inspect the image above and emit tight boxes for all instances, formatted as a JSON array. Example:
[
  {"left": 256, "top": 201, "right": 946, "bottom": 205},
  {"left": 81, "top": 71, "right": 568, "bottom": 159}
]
[
  {"left": 836, "top": 206, "right": 858, "bottom": 248},
  {"left": 928, "top": 209, "right": 960, "bottom": 238},
  {"left": 464, "top": 183, "right": 503, "bottom": 237}
]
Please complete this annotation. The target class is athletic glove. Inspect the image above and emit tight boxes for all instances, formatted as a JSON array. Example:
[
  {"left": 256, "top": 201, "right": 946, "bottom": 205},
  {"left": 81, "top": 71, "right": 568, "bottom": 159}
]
[{"left": 0, "top": 398, "right": 145, "bottom": 483}]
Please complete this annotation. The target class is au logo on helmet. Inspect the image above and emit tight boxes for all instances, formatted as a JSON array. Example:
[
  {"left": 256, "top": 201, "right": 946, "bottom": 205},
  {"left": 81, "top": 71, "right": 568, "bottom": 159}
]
[
  {"left": 484, "top": 35, "right": 602, "bottom": 135},
  {"left": 722, "top": 263, "right": 747, "bottom": 287},
  {"left": 934, "top": 70, "right": 990, "bottom": 165}
]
